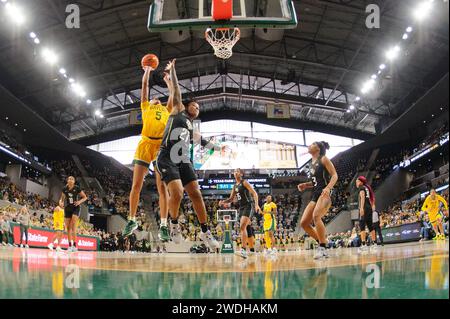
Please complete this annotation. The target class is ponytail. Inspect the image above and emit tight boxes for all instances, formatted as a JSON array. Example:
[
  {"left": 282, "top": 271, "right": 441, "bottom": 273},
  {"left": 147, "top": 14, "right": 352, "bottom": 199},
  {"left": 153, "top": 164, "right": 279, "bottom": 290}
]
[{"left": 316, "top": 141, "right": 330, "bottom": 156}]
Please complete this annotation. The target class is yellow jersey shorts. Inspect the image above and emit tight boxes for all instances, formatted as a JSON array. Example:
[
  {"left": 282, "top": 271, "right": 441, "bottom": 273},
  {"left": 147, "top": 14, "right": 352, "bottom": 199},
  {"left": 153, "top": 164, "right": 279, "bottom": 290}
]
[
  {"left": 133, "top": 137, "right": 162, "bottom": 168},
  {"left": 429, "top": 211, "right": 443, "bottom": 226},
  {"left": 54, "top": 218, "right": 64, "bottom": 231},
  {"left": 263, "top": 214, "right": 276, "bottom": 232}
]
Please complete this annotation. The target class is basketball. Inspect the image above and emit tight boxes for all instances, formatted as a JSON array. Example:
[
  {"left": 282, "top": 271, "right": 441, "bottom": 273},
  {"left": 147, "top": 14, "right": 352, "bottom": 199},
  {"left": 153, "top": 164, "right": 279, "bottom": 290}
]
[
  {"left": 141, "top": 54, "right": 159, "bottom": 69},
  {"left": 1, "top": 0, "right": 449, "bottom": 307}
]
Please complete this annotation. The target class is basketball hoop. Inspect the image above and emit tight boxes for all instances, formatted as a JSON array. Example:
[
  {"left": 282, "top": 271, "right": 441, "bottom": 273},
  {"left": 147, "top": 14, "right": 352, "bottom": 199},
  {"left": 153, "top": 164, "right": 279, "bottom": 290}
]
[{"left": 205, "top": 27, "right": 241, "bottom": 60}]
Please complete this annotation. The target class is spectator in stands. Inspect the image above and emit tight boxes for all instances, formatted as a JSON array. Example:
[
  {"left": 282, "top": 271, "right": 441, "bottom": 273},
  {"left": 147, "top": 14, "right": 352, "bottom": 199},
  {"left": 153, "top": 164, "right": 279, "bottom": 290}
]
[
  {"left": 0, "top": 215, "right": 12, "bottom": 246},
  {"left": 17, "top": 204, "right": 30, "bottom": 248},
  {"left": 419, "top": 213, "right": 433, "bottom": 241}
]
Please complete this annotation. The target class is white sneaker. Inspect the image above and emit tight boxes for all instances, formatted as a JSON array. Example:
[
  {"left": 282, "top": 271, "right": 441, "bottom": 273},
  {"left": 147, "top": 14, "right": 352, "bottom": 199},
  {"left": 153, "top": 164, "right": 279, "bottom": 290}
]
[
  {"left": 25, "top": 244, "right": 29, "bottom": 248},
  {"left": 237, "top": 248, "right": 248, "bottom": 259},
  {"left": 20, "top": 244, "right": 24, "bottom": 248},
  {"left": 56, "top": 246, "right": 63, "bottom": 252},
  {"left": 2, "top": 242, "right": 6, "bottom": 246},
  {"left": 314, "top": 247, "right": 327, "bottom": 259},
  {"left": 67, "top": 246, "right": 73, "bottom": 252},
  {"left": 370, "top": 244, "right": 378, "bottom": 253},
  {"left": 199, "top": 230, "right": 220, "bottom": 251},
  {"left": 48, "top": 243, "right": 54, "bottom": 250},
  {"left": 358, "top": 245, "right": 368, "bottom": 254},
  {"left": 72, "top": 247, "right": 78, "bottom": 252},
  {"left": 170, "top": 223, "right": 183, "bottom": 244},
  {"left": 271, "top": 248, "right": 278, "bottom": 255}
]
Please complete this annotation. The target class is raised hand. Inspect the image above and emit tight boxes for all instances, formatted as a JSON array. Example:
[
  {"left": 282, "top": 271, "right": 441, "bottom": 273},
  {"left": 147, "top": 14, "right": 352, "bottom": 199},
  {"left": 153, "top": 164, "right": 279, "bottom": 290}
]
[{"left": 165, "top": 59, "right": 176, "bottom": 72}]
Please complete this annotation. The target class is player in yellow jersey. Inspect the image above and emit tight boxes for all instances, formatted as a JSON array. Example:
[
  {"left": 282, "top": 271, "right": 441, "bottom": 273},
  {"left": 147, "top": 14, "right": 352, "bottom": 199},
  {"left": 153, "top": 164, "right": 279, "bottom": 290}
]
[
  {"left": 48, "top": 205, "right": 65, "bottom": 251},
  {"left": 261, "top": 195, "right": 278, "bottom": 255},
  {"left": 421, "top": 189, "right": 448, "bottom": 240},
  {"left": 123, "top": 61, "right": 174, "bottom": 240}
]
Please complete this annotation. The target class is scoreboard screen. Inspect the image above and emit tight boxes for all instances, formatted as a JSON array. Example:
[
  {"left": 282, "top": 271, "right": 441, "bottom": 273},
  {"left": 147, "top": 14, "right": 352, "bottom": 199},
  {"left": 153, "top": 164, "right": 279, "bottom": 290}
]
[{"left": 198, "top": 178, "right": 271, "bottom": 190}]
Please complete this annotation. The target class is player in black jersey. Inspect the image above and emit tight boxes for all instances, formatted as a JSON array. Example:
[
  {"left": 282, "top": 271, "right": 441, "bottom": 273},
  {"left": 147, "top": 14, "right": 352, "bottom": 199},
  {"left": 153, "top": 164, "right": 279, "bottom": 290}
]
[
  {"left": 155, "top": 59, "right": 221, "bottom": 250},
  {"left": 59, "top": 176, "right": 87, "bottom": 252},
  {"left": 297, "top": 141, "right": 338, "bottom": 259},
  {"left": 355, "top": 176, "right": 378, "bottom": 253},
  {"left": 220, "top": 168, "right": 261, "bottom": 258}
]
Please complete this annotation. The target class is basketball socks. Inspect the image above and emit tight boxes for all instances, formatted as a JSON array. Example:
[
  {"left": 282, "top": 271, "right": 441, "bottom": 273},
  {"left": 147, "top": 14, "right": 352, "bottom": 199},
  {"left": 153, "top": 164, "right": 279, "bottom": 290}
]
[
  {"left": 129, "top": 217, "right": 136, "bottom": 222},
  {"left": 200, "top": 223, "right": 208, "bottom": 233},
  {"left": 161, "top": 218, "right": 167, "bottom": 227}
]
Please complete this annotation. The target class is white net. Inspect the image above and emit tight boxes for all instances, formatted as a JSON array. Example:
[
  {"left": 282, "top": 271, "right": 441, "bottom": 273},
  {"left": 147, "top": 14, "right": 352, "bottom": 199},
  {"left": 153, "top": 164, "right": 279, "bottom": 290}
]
[{"left": 205, "top": 28, "right": 241, "bottom": 59}]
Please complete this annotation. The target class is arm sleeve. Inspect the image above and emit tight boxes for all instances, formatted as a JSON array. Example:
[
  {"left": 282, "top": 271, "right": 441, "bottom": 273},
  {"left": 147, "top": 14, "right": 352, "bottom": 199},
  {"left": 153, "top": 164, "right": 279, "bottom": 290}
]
[
  {"left": 141, "top": 101, "right": 149, "bottom": 111},
  {"left": 437, "top": 195, "right": 448, "bottom": 210}
]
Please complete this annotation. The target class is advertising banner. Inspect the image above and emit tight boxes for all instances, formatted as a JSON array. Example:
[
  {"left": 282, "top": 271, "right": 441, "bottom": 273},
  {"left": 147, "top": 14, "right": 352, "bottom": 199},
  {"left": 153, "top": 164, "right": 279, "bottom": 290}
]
[
  {"left": 12, "top": 223, "right": 99, "bottom": 251},
  {"left": 267, "top": 103, "right": 291, "bottom": 119},
  {"left": 381, "top": 222, "right": 421, "bottom": 244},
  {"left": 129, "top": 109, "right": 143, "bottom": 125}
]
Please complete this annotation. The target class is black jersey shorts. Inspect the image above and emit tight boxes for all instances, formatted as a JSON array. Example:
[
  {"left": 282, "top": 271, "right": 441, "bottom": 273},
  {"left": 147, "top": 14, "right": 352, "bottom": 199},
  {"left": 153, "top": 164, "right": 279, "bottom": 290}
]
[
  {"left": 311, "top": 188, "right": 334, "bottom": 202},
  {"left": 64, "top": 205, "right": 80, "bottom": 218},
  {"left": 359, "top": 208, "right": 374, "bottom": 232},
  {"left": 239, "top": 204, "right": 255, "bottom": 218},
  {"left": 155, "top": 151, "right": 197, "bottom": 187}
]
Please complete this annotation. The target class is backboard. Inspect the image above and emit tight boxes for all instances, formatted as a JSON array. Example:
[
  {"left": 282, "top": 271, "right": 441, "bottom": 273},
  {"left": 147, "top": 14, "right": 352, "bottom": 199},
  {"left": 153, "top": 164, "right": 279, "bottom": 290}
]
[
  {"left": 217, "top": 209, "right": 238, "bottom": 223},
  {"left": 148, "top": 0, "right": 298, "bottom": 32}
]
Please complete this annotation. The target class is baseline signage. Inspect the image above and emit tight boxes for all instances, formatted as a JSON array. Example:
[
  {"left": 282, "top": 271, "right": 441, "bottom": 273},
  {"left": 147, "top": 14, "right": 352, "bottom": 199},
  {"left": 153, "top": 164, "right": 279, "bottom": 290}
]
[
  {"left": 12, "top": 223, "right": 99, "bottom": 251},
  {"left": 381, "top": 222, "right": 421, "bottom": 244}
]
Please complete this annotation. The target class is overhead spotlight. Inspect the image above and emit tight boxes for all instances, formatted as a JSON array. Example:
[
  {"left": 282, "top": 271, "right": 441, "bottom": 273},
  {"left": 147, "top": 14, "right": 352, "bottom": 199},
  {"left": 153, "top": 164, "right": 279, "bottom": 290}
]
[
  {"left": 34, "top": 38, "right": 40, "bottom": 44},
  {"left": 379, "top": 64, "right": 386, "bottom": 70},
  {"left": 406, "top": 26, "right": 413, "bottom": 33},
  {"left": 71, "top": 83, "right": 86, "bottom": 97},
  {"left": 386, "top": 45, "right": 401, "bottom": 60},
  {"left": 23, "top": 129, "right": 26, "bottom": 132},
  {"left": 69, "top": 78, "right": 75, "bottom": 83},
  {"left": 346, "top": 109, "right": 351, "bottom": 113},
  {"left": 1, "top": 0, "right": 8, "bottom": 3},
  {"left": 41, "top": 48, "right": 59, "bottom": 65},
  {"left": 100, "top": 114, "right": 105, "bottom": 119},
  {"left": 355, "top": 96, "right": 361, "bottom": 101},
  {"left": 59, "top": 68, "right": 66, "bottom": 75},
  {"left": 5, "top": 117, "right": 8, "bottom": 120},
  {"left": 29, "top": 32, "right": 36, "bottom": 39},
  {"left": 402, "top": 33, "right": 408, "bottom": 40},
  {"left": 413, "top": 1, "right": 433, "bottom": 21},
  {"left": 5, "top": 3, "right": 26, "bottom": 25},
  {"left": 361, "top": 79, "right": 376, "bottom": 94},
  {"left": 371, "top": 74, "right": 377, "bottom": 80},
  {"left": 349, "top": 105, "right": 355, "bottom": 110},
  {"left": 95, "top": 110, "right": 101, "bottom": 116},
  {"left": 86, "top": 99, "right": 92, "bottom": 105}
]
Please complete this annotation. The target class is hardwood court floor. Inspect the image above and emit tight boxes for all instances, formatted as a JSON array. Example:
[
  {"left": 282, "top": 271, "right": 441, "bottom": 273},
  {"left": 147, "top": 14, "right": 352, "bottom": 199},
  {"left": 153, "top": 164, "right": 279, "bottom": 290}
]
[{"left": 0, "top": 241, "right": 448, "bottom": 299}]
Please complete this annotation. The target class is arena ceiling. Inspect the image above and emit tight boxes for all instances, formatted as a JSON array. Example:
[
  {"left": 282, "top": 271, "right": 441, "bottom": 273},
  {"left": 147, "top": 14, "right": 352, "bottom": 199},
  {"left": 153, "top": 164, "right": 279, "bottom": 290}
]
[{"left": 0, "top": 0, "right": 448, "bottom": 146}]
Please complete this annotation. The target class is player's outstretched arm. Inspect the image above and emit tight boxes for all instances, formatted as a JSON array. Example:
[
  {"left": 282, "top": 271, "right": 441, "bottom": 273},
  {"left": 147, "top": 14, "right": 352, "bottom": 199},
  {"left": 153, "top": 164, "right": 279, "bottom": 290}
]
[
  {"left": 141, "top": 66, "right": 153, "bottom": 103},
  {"left": 163, "top": 72, "right": 174, "bottom": 113},
  {"left": 167, "top": 59, "right": 184, "bottom": 114},
  {"left": 221, "top": 187, "right": 236, "bottom": 205}
]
